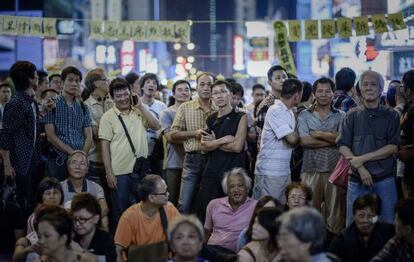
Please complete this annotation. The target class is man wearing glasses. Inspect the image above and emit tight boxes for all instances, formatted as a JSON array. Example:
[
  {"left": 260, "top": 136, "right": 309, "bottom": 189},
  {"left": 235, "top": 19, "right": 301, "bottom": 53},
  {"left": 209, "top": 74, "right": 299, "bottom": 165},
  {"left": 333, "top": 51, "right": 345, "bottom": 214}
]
[{"left": 114, "top": 175, "right": 180, "bottom": 260}]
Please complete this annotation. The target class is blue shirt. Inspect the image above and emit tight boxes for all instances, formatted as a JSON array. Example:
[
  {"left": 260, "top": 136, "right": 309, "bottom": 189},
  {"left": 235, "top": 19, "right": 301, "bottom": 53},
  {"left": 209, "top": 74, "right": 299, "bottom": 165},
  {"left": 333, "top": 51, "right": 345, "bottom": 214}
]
[
  {"left": 1, "top": 91, "right": 41, "bottom": 175},
  {"left": 42, "top": 95, "right": 91, "bottom": 158}
]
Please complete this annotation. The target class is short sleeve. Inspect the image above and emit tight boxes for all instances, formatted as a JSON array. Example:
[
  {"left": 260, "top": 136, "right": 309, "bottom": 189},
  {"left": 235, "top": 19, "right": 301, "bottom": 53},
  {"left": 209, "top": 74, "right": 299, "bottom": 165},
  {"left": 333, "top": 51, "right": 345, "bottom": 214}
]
[
  {"left": 170, "top": 104, "right": 186, "bottom": 132},
  {"left": 267, "top": 108, "right": 294, "bottom": 139},
  {"left": 98, "top": 111, "right": 114, "bottom": 141},
  {"left": 114, "top": 213, "right": 133, "bottom": 248},
  {"left": 81, "top": 103, "right": 92, "bottom": 128},
  {"left": 93, "top": 182, "right": 105, "bottom": 200},
  {"left": 337, "top": 112, "right": 354, "bottom": 147},
  {"left": 298, "top": 111, "right": 310, "bottom": 138},
  {"left": 160, "top": 109, "right": 173, "bottom": 133},
  {"left": 204, "top": 201, "right": 215, "bottom": 230}
]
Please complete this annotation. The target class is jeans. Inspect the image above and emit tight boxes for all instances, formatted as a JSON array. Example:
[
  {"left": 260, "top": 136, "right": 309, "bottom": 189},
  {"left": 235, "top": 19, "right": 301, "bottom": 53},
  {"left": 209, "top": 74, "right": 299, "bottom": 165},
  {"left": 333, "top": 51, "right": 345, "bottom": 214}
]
[
  {"left": 111, "top": 173, "right": 143, "bottom": 225},
  {"left": 346, "top": 177, "right": 397, "bottom": 226},
  {"left": 178, "top": 153, "right": 207, "bottom": 214}
]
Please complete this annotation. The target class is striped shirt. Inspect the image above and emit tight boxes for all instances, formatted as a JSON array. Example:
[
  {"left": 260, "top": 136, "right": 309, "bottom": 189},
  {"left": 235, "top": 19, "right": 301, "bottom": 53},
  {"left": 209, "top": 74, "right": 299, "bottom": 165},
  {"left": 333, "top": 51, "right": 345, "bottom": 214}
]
[
  {"left": 298, "top": 105, "right": 345, "bottom": 173},
  {"left": 42, "top": 95, "right": 92, "bottom": 158},
  {"left": 255, "top": 100, "right": 295, "bottom": 177},
  {"left": 170, "top": 98, "right": 217, "bottom": 152}
]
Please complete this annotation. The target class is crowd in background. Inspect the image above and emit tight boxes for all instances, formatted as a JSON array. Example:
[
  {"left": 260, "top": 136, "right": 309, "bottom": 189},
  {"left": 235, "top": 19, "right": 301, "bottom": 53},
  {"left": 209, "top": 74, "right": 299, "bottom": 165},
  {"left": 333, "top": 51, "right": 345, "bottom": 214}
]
[{"left": 0, "top": 60, "right": 414, "bottom": 262}]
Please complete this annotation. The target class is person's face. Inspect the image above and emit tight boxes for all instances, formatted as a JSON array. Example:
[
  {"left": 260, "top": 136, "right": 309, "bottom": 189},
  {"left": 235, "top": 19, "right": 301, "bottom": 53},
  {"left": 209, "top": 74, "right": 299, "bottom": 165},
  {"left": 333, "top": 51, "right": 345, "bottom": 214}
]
[
  {"left": 212, "top": 84, "right": 231, "bottom": 108},
  {"left": 394, "top": 214, "right": 411, "bottom": 240},
  {"left": 314, "top": 83, "right": 333, "bottom": 107},
  {"left": 113, "top": 88, "right": 131, "bottom": 111},
  {"left": 150, "top": 179, "right": 169, "bottom": 206},
  {"left": 30, "top": 72, "right": 39, "bottom": 91},
  {"left": 94, "top": 77, "right": 109, "bottom": 94},
  {"left": 170, "top": 223, "right": 203, "bottom": 260},
  {"left": 252, "top": 89, "right": 266, "bottom": 104},
  {"left": 361, "top": 75, "right": 382, "bottom": 103},
  {"left": 49, "top": 76, "right": 62, "bottom": 93},
  {"left": 252, "top": 217, "right": 269, "bottom": 240},
  {"left": 68, "top": 153, "right": 87, "bottom": 179},
  {"left": 197, "top": 75, "right": 214, "bottom": 100},
  {"left": 73, "top": 208, "right": 99, "bottom": 236},
  {"left": 42, "top": 91, "right": 58, "bottom": 111},
  {"left": 354, "top": 207, "right": 376, "bottom": 236},
  {"left": 227, "top": 175, "right": 248, "bottom": 205},
  {"left": 42, "top": 188, "right": 62, "bottom": 206},
  {"left": 174, "top": 83, "right": 191, "bottom": 103},
  {"left": 39, "top": 77, "right": 49, "bottom": 91},
  {"left": 268, "top": 70, "right": 288, "bottom": 93},
  {"left": 231, "top": 93, "right": 242, "bottom": 109},
  {"left": 63, "top": 73, "right": 81, "bottom": 97},
  {"left": 0, "top": 86, "right": 12, "bottom": 104},
  {"left": 142, "top": 78, "right": 157, "bottom": 98},
  {"left": 277, "top": 225, "right": 311, "bottom": 262},
  {"left": 292, "top": 90, "right": 303, "bottom": 107},
  {"left": 287, "top": 188, "right": 307, "bottom": 209},
  {"left": 37, "top": 221, "right": 67, "bottom": 256}
]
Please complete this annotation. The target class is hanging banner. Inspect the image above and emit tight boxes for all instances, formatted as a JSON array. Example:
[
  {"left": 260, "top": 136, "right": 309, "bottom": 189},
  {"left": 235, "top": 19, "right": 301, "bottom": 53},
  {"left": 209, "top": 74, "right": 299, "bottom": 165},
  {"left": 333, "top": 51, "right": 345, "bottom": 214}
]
[
  {"left": 16, "top": 17, "right": 31, "bottom": 36},
  {"left": 130, "top": 21, "right": 146, "bottom": 41},
  {"left": 43, "top": 18, "right": 57, "bottom": 37},
  {"left": 337, "top": 17, "right": 352, "bottom": 38},
  {"left": 304, "top": 20, "right": 318, "bottom": 40},
  {"left": 288, "top": 20, "right": 302, "bottom": 42},
  {"left": 146, "top": 21, "right": 161, "bottom": 41},
  {"left": 321, "top": 19, "right": 336, "bottom": 39},
  {"left": 90, "top": 20, "right": 104, "bottom": 39},
  {"left": 354, "top": 16, "right": 369, "bottom": 36},
  {"left": 371, "top": 14, "right": 388, "bottom": 34},
  {"left": 161, "top": 22, "right": 176, "bottom": 42},
  {"left": 388, "top": 12, "right": 406, "bottom": 31},
  {"left": 103, "top": 21, "right": 118, "bottom": 40},
  {"left": 273, "top": 21, "right": 297, "bottom": 76},
  {"left": 174, "top": 21, "right": 191, "bottom": 43},
  {"left": 117, "top": 21, "right": 131, "bottom": 40},
  {"left": 3, "top": 16, "right": 17, "bottom": 35},
  {"left": 30, "top": 17, "right": 44, "bottom": 37}
]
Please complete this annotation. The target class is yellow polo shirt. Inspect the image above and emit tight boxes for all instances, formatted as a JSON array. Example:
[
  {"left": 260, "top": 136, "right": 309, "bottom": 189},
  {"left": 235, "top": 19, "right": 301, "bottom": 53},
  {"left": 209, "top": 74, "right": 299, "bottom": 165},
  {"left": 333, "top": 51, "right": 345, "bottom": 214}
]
[{"left": 99, "top": 106, "right": 148, "bottom": 176}]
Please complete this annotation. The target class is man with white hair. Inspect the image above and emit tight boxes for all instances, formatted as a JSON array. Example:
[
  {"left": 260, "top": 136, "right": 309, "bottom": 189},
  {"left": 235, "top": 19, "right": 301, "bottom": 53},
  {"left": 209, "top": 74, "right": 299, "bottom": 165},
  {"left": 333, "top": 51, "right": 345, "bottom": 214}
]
[
  {"left": 337, "top": 70, "right": 400, "bottom": 225},
  {"left": 204, "top": 167, "right": 257, "bottom": 257}
]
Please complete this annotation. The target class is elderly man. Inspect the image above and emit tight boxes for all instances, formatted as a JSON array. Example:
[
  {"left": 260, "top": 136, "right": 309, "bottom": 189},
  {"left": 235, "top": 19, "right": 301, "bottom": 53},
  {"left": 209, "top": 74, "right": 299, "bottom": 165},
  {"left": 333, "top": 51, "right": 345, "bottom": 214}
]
[
  {"left": 114, "top": 175, "right": 180, "bottom": 261},
  {"left": 60, "top": 150, "right": 109, "bottom": 230},
  {"left": 203, "top": 167, "right": 257, "bottom": 259},
  {"left": 337, "top": 70, "right": 400, "bottom": 225},
  {"left": 277, "top": 207, "right": 332, "bottom": 262}
]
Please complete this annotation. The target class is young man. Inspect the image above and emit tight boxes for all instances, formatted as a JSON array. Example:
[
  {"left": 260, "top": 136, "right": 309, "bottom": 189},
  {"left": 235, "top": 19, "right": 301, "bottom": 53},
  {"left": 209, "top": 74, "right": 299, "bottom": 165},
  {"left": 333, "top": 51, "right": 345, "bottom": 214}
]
[
  {"left": 253, "top": 79, "right": 303, "bottom": 203},
  {"left": 169, "top": 72, "right": 217, "bottom": 214},
  {"left": 199, "top": 80, "right": 247, "bottom": 221},
  {"left": 255, "top": 65, "right": 288, "bottom": 148},
  {"left": 338, "top": 70, "right": 400, "bottom": 225},
  {"left": 140, "top": 73, "right": 167, "bottom": 176},
  {"left": 245, "top": 83, "right": 266, "bottom": 127},
  {"left": 99, "top": 78, "right": 160, "bottom": 224},
  {"left": 333, "top": 67, "right": 358, "bottom": 112},
  {"left": 160, "top": 80, "right": 192, "bottom": 206},
  {"left": 48, "top": 73, "right": 62, "bottom": 94},
  {"left": 0, "top": 83, "right": 12, "bottom": 129},
  {"left": 298, "top": 77, "right": 346, "bottom": 234},
  {"left": 43, "top": 66, "right": 93, "bottom": 181},
  {"left": 1, "top": 61, "right": 41, "bottom": 214}
]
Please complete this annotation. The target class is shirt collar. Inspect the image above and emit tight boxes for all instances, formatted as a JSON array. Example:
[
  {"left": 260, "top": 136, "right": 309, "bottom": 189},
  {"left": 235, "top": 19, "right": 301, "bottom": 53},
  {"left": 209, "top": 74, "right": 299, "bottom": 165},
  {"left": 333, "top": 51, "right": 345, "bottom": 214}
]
[
  {"left": 113, "top": 105, "right": 138, "bottom": 116},
  {"left": 194, "top": 98, "right": 217, "bottom": 111},
  {"left": 222, "top": 196, "right": 253, "bottom": 209},
  {"left": 67, "top": 178, "right": 87, "bottom": 193},
  {"left": 308, "top": 103, "right": 340, "bottom": 114}
]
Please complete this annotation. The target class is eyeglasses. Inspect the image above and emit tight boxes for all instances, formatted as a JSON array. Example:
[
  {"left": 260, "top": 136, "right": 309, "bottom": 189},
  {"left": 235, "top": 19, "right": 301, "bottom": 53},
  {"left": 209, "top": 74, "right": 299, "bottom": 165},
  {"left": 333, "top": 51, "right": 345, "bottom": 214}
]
[
  {"left": 73, "top": 215, "right": 95, "bottom": 224},
  {"left": 151, "top": 191, "right": 169, "bottom": 196}
]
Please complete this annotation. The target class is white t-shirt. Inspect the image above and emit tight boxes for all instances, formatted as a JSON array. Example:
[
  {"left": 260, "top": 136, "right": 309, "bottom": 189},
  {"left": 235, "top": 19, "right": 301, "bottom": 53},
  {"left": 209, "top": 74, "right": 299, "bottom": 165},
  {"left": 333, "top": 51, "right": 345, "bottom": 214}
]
[
  {"left": 144, "top": 100, "right": 167, "bottom": 154},
  {"left": 255, "top": 100, "right": 296, "bottom": 177}
]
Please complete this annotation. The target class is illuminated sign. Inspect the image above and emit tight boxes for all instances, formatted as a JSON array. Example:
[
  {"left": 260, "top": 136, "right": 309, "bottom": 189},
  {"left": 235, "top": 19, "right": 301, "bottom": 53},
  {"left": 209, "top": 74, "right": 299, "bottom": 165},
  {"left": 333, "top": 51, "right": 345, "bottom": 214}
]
[
  {"left": 121, "top": 40, "right": 135, "bottom": 75},
  {"left": 233, "top": 35, "right": 244, "bottom": 71}
]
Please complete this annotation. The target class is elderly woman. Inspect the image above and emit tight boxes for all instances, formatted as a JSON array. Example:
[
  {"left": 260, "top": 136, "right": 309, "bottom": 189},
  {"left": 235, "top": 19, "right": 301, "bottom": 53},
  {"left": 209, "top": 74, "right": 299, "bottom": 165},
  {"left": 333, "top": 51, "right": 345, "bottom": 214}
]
[
  {"left": 34, "top": 206, "right": 97, "bottom": 262},
  {"left": 284, "top": 182, "right": 312, "bottom": 210},
  {"left": 238, "top": 207, "right": 283, "bottom": 262},
  {"left": 167, "top": 215, "right": 207, "bottom": 262},
  {"left": 277, "top": 207, "right": 333, "bottom": 262}
]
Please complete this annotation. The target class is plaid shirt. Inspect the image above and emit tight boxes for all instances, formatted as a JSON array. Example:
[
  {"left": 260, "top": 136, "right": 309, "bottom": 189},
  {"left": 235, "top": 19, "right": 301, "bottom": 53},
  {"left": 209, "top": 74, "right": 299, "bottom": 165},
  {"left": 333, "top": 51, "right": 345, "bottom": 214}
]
[
  {"left": 370, "top": 236, "right": 413, "bottom": 262},
  {"left": 333, "top": 90, "right": 357, "bottom": 113},
  {"left": 42, "top": 95, "right": 92, "bottom": 158},
  {"left": 170, "top": 98, "right": 217, "bottom": 152}
]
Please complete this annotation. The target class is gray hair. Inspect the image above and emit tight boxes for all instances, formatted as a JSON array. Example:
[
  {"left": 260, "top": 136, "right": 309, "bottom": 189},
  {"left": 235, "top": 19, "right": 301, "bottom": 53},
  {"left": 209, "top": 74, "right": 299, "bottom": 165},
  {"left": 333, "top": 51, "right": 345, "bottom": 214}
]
[
  {"left": 167, "top": 215, "right": 204, "bottom": 242},
  {"left": 359, "top": 70, "right": 385, "bottom": 92},
  {"left": 221, "top": 167, "right": 252, "bottom": 195},
  {"left": 277, "top": 207, "right": 325, "bottom": 255}
]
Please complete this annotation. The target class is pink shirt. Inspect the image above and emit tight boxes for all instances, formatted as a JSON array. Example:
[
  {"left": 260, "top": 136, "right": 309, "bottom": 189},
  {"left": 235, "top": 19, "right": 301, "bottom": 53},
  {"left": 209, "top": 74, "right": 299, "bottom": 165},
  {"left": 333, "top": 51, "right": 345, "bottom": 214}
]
[{"left": 205, "top": 197, "right": 257, "bottom": 252}]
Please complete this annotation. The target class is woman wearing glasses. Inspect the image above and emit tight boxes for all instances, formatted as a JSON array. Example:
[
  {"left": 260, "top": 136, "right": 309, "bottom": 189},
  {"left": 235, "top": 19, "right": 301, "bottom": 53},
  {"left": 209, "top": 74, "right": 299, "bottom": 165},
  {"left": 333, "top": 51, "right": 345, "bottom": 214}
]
[
  {"left": 284, "top": 182, "right": 313, "bottom": 210},
  {"left": 71, "top": 193, "right": 117, "bottom": 262}
]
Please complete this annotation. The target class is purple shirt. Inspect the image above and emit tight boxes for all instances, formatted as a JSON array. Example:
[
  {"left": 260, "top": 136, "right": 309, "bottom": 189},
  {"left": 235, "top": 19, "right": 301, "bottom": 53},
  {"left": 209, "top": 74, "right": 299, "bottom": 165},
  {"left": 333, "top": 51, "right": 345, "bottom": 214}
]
[{"left": 204, "top": 196, "right": 257, "bottom": 252}]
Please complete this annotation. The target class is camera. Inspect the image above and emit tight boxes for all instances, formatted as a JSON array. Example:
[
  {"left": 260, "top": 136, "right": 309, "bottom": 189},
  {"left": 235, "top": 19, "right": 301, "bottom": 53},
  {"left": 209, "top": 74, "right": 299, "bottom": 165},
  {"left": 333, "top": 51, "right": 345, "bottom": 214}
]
[{"left": 130, "top": 94, "right": 139, "bottom": 106}]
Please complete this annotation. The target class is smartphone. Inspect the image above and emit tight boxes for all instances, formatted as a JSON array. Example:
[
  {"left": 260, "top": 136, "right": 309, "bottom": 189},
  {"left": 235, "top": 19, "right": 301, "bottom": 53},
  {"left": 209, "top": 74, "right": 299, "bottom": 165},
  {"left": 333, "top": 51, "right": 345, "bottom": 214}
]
[{"left": 130, "top": 94, "right": 138, "bottom": 106}]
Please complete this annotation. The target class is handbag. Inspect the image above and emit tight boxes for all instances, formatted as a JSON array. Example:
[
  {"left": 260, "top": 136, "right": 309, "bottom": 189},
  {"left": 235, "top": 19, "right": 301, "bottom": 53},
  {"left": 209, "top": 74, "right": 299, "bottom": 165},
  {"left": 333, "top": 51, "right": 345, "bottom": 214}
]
[
  {"left": 328, "top": 155, "right": 350, "bottom": 190},
  {"left": 127, "top": 207, "right": 169, "bottom": 262},
  {"left": 117, "top": 114, "right": 150, "bottom": 175}
]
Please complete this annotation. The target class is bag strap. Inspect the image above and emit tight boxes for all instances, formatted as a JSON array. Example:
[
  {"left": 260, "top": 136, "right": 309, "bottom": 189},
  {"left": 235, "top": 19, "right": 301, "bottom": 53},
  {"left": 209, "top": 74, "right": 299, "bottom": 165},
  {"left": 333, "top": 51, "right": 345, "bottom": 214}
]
[
  {"left": 159, "top": 206, "right": 168, "bottom": 236},
  {"left": 242, "top": 246, "right": 256, "bottom": 262},
  {"left": 117, "top": 114, "right": 137, "bottom": 157}
]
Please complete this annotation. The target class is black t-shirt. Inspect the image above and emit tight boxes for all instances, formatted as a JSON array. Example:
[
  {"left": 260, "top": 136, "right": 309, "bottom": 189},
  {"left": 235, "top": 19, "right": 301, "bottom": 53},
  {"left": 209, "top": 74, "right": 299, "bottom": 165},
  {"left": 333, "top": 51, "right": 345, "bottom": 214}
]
[
  {"left": 75, "top": 228, "right": 117, "bottom": 262},
  {"left": 401, "top": 103, "right": 414, "bottom": 180},
  {"left": 0, "top": 201, "right": 25, "bottom": 254},
  {"left": 202, "top": 110, "right": 246, "bottom": 178}
]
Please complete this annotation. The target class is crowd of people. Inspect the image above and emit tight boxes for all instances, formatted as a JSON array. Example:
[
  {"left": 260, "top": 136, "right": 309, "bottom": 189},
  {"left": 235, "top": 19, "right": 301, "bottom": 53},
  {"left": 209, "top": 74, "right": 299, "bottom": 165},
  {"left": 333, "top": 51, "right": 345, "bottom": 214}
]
[{"left": 0, "top": 60, "right": 413, "bottom": 262}]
